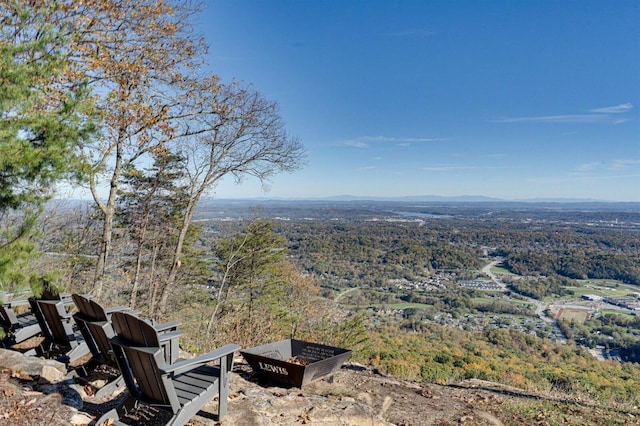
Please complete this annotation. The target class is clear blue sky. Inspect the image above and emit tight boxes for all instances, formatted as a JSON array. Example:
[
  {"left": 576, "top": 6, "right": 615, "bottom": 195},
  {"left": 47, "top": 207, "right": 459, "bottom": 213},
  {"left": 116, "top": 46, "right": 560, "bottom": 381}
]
[{"left": 198, "top": 0, "right": 640, "bottom": 201}]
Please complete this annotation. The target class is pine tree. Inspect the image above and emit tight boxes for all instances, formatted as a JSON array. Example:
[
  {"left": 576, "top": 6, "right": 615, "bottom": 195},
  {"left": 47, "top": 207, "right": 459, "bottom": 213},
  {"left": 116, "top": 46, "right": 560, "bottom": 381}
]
[{"left": 0, "top": 3, "right": 96, "bottom": 290}]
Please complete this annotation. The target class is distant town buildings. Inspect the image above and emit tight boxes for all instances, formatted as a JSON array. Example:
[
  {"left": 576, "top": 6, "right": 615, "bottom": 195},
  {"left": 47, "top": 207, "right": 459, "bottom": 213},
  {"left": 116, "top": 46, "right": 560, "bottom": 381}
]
[
  {"left": 582, "top": 294, "right": 640, "bottom": 310},
  {"left": 388, "top": 272, "right": 453, "bottom": 291},
  {"left": 458, "top": 279, "right": 502, "bottom": 291},
  {"left": 604, "top": 296, "right": 640, "bottom": 311},
  {"left": 582, "top": 294, "right": 603, "bottom": 301}
]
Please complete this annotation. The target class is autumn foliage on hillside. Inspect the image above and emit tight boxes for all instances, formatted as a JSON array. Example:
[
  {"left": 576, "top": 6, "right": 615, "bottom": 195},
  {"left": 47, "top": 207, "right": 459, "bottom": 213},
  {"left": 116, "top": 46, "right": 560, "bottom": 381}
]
[{"left": 366, "top": 322, "right": 639, "bottom": 405}]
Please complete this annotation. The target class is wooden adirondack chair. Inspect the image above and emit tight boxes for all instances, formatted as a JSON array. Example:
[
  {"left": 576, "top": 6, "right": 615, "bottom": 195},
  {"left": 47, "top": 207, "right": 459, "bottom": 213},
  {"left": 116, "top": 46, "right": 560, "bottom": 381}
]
[
  {"left": 69, "top": 294, "right": 130, "bottom": 397},
  {"left": 28, "top": 296, "right": 90, "bottom": 366},
  {"left": 0, "top": 299, "right": 40, "bottom": 353},
  {"left": 70, "top": 294, "right": 182, "bottom": 397},
  {"left": 94, "top": 312, "right": 240, "bottom": 426}
]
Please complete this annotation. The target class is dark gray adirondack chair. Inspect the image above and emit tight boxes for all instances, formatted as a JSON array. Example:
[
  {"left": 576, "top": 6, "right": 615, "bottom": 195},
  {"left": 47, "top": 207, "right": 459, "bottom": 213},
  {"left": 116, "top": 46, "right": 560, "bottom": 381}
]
[
  {"left": 70, "top": 294, "right": 182, "bottom": 396},
  {"left": 70, "top": 294, "right": 130, "bottom": 397},
  {"left": 94, "top": 312, "right": 240, "bottom": 426},
  {"left": 28, "top": 296, "right": 90, "bottom": 366},
  {"left": 0, "top": 299, "right": 40, "bottom": 353}
]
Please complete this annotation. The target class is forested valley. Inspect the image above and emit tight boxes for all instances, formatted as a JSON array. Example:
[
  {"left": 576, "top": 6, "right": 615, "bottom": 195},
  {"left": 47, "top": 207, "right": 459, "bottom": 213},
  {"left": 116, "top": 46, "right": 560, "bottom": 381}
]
[{"left": 16, "top": 199, "right": 640, "bottom": 408}]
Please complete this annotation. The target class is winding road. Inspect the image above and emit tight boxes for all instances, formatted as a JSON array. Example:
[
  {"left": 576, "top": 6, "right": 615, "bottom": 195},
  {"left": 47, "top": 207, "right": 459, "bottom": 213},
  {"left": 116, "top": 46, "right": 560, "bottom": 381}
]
[
  {"left": 482, "top": 259, "right": 553, "bottom": 324},
  {"left": 334, "top": 286, "right": 360, "bottom": 303},
  {"left": 481, "top": 260, "right": 507, "bottom": 290}
]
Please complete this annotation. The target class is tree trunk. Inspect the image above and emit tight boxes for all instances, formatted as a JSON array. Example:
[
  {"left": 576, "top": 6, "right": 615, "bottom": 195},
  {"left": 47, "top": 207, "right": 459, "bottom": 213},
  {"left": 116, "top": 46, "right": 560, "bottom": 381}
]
[
  {"left": 155, "top": 196, "right": 199, "bottom": 320},
  {"left": 129, "top": 213, "right": 151, "bottom": 310},
  {"left": 148, "top": 244, "right": 160, "bottom": 318},
  {"left": 155, "top": 225, "right": 188, "bottom": 320},
  {"left": 92, "top": 128, "right": 125, "bottom": 299},
  {"left": 92, "top": 184, "right": 117, "bottom": 299},
  {"left": 206, "top": 264, "right": 231, "bottom": 336},
  {"left": 206, "top": 236, "right": 250, "bottom": 336},
  {"left": 130, "top": 237, "right": 145, "bottom": 310}
]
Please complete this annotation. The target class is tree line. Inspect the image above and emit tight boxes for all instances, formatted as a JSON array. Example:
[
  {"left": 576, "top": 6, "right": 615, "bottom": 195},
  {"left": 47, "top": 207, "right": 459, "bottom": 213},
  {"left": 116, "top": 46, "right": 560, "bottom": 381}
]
[{"left": 504, "top": 250, "right": 640, "bottom": 285}]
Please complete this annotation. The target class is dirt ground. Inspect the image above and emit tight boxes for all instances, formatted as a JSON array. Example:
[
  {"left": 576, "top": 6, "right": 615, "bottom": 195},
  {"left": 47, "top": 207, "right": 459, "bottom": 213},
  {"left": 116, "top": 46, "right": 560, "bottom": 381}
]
[{"left": 197, "top": 360, "right": 640, "bottom": 426}]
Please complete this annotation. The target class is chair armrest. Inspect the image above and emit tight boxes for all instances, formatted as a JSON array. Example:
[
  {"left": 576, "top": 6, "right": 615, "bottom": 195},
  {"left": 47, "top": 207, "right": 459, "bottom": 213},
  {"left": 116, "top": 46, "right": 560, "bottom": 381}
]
[
  {"left": 157, "top": 331, "right": 183, "bottom": 343},
  {"left": 8, "top": 299, "right": 30, "bottom": 308},
  {"left": 60, "top": 293, "right": 73, "bottom": 301},
  {"left": 153, "top": 321, "right": 181, "bottom": 333},
  {"left": 59, "top": 312, "right": 74, "bottom": 321},
  {"left": 104, "top": 306, "right": 130, "bottom": 314},
  {"left": 161, "top": 344, "right": 241, "bottom": 376}
]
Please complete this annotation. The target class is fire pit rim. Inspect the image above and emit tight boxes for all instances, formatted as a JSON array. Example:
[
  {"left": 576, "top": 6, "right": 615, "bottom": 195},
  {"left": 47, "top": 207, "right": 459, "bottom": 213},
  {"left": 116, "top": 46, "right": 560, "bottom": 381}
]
[{"left": 240, "top": 338, "right": 352, "bottom": 388}]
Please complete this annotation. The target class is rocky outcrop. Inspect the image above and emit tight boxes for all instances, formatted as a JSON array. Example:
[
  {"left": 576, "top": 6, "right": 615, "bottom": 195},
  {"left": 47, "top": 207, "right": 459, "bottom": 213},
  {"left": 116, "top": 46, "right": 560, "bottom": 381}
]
[
  {"left": 222, "top": 365, "right": 392, "bottom": 425},
  {"left": 0, "top": 349, "right": 633, "bottom": 425},
  {"left": 216, "top": 361, "right": 454, "bottom": 426},
  {"left": 0, "top": 349, "right": 469, "bottom": 426}
]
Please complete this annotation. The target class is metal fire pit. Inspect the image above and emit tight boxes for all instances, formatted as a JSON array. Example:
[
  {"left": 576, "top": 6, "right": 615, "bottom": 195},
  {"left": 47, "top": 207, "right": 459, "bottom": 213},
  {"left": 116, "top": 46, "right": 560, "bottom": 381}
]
[{"left": 240, "top": 339, "right": 352, "bottom": 388}]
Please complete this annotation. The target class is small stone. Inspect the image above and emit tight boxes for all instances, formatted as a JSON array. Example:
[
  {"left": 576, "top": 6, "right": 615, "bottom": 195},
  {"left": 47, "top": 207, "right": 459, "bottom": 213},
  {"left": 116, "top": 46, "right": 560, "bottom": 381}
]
[
  {"left": 40, "top": 365, "right": 66, "bottom": 384},
  {"left": 90, "top": 379, "right": 108, "bottom": 388}
]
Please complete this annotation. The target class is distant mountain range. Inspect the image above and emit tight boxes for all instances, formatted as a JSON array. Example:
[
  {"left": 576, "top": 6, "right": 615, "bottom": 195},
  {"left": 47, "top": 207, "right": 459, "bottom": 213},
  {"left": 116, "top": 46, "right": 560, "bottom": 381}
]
[
  {"left": 320, "top": 194, "right": 504, "bottom": 202},
  {"left": 52, "top": 194, "right": 638, "bottom": 205},
  {"left": 218, "top": 194, "right": 628, "bottom": 204}
]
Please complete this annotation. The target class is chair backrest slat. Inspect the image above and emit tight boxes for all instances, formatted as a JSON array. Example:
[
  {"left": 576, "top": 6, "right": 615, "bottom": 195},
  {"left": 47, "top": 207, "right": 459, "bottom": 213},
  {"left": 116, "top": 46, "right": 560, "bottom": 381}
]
[
  {"left": 127, "top": 347, "right": 168, "bottom": 403},
  {"left": 72, "top": 294, "right": 95, "bottom": 318},
  {"left": 73, "top": 294, "right": 109, "bottom": 322},
  {"left": 89, "top": 299, "right": 108, "bottom": 321},
  {"left": 88, "top": 321, "right": 115, "bottom": 361},
  {"left": 71, "top": 294, "right": 111, "bottom": 361}
]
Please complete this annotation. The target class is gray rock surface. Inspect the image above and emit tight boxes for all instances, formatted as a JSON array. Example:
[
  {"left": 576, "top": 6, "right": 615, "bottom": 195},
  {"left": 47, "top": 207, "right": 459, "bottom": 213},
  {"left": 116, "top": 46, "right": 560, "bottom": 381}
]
[{"left": 0, "top": 348, "right": 66, "bottom": 383}]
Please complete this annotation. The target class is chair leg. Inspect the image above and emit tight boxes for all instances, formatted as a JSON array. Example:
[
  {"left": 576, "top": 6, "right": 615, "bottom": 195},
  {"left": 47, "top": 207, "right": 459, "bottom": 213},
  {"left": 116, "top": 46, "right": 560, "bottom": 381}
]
[
  {"left": 218, "top": 353, "right": 234, "bottom": 420},
  {"left": 34, "top": 341, "right": 52, "bottom": 358}
]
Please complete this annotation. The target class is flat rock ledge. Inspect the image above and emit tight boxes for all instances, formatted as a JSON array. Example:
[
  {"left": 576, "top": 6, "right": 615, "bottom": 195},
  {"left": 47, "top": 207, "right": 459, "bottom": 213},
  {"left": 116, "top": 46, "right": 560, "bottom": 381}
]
[
  {"left": 0, "top": 349, "right": 508, "bottom": 426},
  {"left": 220, "top": 368, "right": 392, "bottom": 426},
  {"left": 0, "top": 348, "right": 632, "bottom": 425},
  {"left": 0, "top": 349, "right": 391, "bottom": 426}
]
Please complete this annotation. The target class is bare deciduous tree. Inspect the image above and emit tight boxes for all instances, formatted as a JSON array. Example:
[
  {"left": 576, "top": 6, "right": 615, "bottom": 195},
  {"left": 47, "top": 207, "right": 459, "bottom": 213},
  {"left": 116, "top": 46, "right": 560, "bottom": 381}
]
[
  {"left": 151, "top": 79, "right": 305, "bottom": 319},
  {"left": 60, "top": 0, "right": 207, "bottom": 297}
]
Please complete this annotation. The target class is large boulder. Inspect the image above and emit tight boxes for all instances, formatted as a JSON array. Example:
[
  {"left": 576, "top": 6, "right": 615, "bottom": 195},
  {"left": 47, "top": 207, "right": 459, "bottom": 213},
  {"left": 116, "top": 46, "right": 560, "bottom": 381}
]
[{"left": 0, "top": 348, "right": 67, "bottom": 383}]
